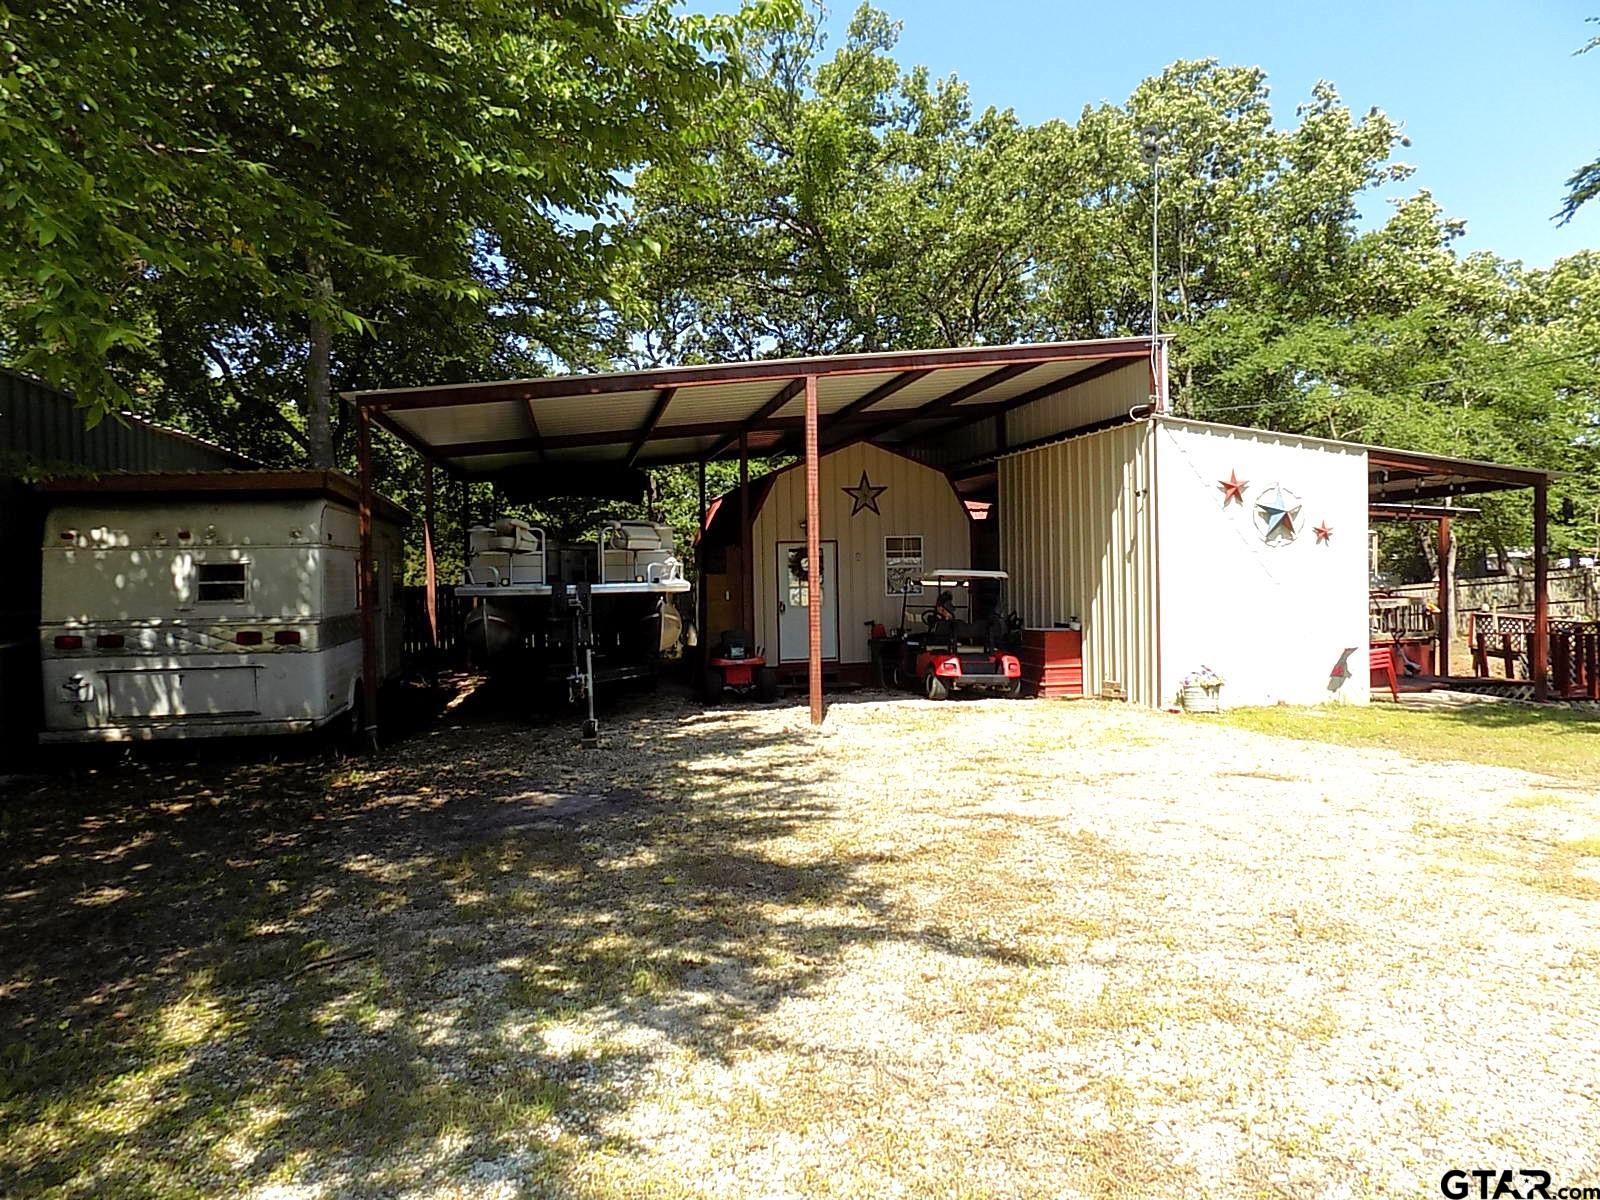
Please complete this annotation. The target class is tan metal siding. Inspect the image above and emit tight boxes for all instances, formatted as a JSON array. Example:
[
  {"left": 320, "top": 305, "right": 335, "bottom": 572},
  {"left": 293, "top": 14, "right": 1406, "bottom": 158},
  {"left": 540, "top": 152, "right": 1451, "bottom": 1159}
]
[
  {"left": 998, "top": 422, "right": 1161, "bottom": 705},
  {"left": 752, "top": 443, "right": 971, "bottom": 664}
]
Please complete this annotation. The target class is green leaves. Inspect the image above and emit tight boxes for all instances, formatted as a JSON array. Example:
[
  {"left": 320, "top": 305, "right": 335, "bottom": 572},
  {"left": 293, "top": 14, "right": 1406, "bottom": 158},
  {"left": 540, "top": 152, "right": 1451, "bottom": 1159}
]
[
  {"left": 1558, "top": 16, "right": 1599, "bottom": 225},
  {"left": 0, "top": 0, "right": 777, "bottom": 450},
  {"left": 624, "top": 8, "right": 1598, "bottom": 556}
]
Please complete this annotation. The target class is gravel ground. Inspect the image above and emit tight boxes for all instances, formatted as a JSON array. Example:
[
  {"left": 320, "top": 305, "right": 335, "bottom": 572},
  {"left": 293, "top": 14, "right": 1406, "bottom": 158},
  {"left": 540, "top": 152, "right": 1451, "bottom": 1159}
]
[{"left": 4, "top": 684, "right": 1599, "bottom": 1199}]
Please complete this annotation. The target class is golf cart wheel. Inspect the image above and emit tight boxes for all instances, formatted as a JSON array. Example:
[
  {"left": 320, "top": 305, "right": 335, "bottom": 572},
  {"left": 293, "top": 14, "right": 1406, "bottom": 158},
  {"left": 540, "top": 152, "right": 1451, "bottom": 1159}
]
[
  {"left": 881, "top": 659, "right": 901, "bottom": 690},
  {"left": 924, "top": 673, "right": 949, "bottom": 701},
  {"left": 756, "top": 666, "right": 779, "bottom": 702},
  {"left": 701, "top": 667, "right": 724, "bottom": 704},
  {"left": 1002, "top": 678, "right": 1024, "bottom": 699}
]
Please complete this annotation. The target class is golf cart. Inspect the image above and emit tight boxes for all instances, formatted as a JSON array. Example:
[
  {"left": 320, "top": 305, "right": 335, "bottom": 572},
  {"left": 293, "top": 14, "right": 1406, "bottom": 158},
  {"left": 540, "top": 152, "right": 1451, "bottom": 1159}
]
[
  {"left": 879, "top": 569, "right": 1023, "bottom": 700},
  {"left": 702, "top": 628, "right": 780, "bottom": 704}
]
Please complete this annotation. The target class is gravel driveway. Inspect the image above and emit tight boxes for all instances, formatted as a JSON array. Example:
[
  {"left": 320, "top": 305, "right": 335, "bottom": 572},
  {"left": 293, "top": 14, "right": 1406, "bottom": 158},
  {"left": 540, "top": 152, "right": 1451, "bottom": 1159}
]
[{"left": 3, "top": 687, "right": 1598, "bottom": 1199}]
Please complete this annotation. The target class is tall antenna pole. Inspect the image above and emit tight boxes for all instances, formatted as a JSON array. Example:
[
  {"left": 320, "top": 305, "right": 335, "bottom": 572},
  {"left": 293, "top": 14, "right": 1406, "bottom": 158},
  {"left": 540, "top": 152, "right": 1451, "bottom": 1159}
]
[{"left": 1140, "top": 126, "right": 1163, "bottom": 408}]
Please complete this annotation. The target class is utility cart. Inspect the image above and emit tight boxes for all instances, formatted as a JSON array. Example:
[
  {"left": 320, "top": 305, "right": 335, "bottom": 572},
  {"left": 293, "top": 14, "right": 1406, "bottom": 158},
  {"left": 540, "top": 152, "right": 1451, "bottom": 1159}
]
[{"left": 878, "top": 569, "right": 1023, "bottom": 700}]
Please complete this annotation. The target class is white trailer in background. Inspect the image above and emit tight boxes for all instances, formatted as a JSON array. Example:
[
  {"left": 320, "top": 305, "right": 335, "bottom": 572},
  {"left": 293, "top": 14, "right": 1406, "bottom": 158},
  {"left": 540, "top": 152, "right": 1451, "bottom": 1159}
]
[
  {"left": 459, "top": 517, "right": 691, "bottom": 741},
  {"left": 37, "top": 471, "right": 407, "bottom": 743}
]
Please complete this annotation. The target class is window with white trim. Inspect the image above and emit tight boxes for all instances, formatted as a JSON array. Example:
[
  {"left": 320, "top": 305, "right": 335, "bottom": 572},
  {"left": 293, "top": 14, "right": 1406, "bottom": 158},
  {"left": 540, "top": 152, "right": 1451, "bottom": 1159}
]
[
  {"left": 196, "top": 561, "right": 248, "bottom": 603},
  {"left": 884, "top": 535, "right": 923, "bottom": 597}
]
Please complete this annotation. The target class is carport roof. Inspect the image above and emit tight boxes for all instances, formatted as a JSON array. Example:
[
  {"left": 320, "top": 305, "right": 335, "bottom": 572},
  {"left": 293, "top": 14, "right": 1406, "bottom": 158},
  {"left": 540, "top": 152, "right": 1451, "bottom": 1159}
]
[
  {"left": 1366, "top": 445, "right": 1550, "bottom": 503},
  {"left": 342, "top": 338, "right": 1158, "bottom": 478}
]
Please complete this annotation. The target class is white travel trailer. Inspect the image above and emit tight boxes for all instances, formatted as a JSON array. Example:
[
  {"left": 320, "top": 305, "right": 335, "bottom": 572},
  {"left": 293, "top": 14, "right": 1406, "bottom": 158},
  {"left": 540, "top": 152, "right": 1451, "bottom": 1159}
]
[{"left": 37, "top": 471, "right": 407, "bottom": 743}]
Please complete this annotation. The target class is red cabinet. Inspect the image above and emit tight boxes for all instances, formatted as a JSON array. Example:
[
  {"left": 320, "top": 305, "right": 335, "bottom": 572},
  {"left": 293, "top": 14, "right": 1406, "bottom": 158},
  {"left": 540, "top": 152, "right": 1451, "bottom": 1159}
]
[{"left": 1021, "top": 628, "right": 1083, "bottom": 698}]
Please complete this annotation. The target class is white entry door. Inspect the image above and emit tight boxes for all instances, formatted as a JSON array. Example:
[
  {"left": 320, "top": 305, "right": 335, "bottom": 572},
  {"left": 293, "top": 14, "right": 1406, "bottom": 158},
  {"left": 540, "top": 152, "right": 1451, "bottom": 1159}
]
[{"left": 776, "top": 541, "right": 839, "bottom": 662}]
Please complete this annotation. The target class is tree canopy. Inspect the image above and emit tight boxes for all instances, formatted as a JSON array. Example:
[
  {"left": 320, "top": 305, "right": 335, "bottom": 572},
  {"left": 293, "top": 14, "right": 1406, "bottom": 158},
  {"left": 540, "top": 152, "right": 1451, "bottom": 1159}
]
[
  {"left": 625, "top": 6, "right": 1600, "bottom": 558},
  {"left": 2, "top": 1, "right": 1596, "bottom": 565},
  {"left": 0, "top": 0, "right": 788, "bottom": 461}
]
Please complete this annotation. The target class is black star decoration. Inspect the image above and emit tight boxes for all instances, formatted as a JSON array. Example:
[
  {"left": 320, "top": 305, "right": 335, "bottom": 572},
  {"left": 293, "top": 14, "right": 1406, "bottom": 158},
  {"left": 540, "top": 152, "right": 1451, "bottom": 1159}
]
[{"left": 841, "top": 471, "right": 888, "bottom": 516}]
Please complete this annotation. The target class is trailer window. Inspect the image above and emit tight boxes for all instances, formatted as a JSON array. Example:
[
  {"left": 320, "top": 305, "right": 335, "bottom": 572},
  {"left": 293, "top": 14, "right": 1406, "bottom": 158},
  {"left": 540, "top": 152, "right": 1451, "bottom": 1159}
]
[
  {"left": 884, "top": 535, "right": 923, "bottom": 596},
  {"left": 196, "top": 562, "right": 248, "bottom": 603}
]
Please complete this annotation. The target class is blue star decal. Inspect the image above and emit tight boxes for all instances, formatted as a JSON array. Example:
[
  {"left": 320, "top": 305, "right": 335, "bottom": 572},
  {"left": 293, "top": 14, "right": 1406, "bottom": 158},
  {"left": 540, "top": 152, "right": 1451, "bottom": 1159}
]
[{"left": 1254, "top": 484, "right": 1303, "bottom": 544}]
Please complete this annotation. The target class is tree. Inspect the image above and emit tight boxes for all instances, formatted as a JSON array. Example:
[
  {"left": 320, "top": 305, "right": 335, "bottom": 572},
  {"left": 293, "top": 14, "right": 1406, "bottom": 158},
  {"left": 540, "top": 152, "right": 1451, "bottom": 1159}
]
[
  {"left": 0, "top": 0, "right": 787, "bottom": 462},
  {"left": 625, "top": 5, "right": 1599, "bottom": 557},
  {"left": 1558, "top": 17, "right": 1599, "bottom": 224}
]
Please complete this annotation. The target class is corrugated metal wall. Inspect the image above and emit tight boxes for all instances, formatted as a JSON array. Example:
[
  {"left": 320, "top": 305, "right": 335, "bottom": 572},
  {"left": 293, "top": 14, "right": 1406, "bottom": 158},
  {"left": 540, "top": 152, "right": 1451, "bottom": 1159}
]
[
  {"left": 908, "top": 361, "right": 1151, "bottom": 468},
  {"left": 1004, "top": 361, "right": 1151, "bottom": 447},
  {"left": 753, "top": 443, "right": 972, "bottom": 665},
  {"left": 998, "top": 421, "right": 1161, "bottom": 705},
  {"left": 1, "top": 369, "right": 247, "bottom": 471}
]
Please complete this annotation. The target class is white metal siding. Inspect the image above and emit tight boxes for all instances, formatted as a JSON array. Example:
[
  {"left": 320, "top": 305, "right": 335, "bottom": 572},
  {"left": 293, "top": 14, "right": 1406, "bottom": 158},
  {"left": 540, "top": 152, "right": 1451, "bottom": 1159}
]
[
  {"left": 752, "top": 443, "right": 972, "bottom": 665},
  {"left": 998, "top": 422, "right": 1161, "bottom": 705},
  {"left": 1152, "top": 418, "right": 1371, "bottom": 707}
]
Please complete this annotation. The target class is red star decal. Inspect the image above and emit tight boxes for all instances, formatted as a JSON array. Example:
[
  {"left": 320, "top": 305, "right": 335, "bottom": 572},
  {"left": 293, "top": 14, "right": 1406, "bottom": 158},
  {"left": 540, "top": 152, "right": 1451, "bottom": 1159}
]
[
  {"left": 1218, "top": 470, "right": 1248, "bottom": 506},
  {"left": 1313, "top": 521, "right": 1333, "bottom": 544}
]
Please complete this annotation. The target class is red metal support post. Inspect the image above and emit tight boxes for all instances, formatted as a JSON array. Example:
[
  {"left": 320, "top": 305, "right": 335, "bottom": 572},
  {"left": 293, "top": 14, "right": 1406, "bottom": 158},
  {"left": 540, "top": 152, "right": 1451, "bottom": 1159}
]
[
  {"left": 696, "top": 459, "right": 707, "bottom": 639},
  {"left": 739, "top": 433, "right": 752, "bottom": 636},
  {"left": 1436, "top": 514, "right": 1452, "bottom": 678},
  {"left": 803, "top": 375, "right": 823, "bottom": 726},
  {"left": 423, "top": 461, "right": 438, "bottom": 652},
  {"left": 1533, "top": 478, "right": 1550, "bottom": 701},
  {"left": 357, "top": 404, "right": 380, "bottom": 746}
]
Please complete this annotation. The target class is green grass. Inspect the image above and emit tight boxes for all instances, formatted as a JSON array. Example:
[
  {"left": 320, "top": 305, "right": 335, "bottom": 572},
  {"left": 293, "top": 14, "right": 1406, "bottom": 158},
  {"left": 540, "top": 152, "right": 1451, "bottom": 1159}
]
[{"left": 1219, "top": 702, "right": 1600, "bottom": 784}]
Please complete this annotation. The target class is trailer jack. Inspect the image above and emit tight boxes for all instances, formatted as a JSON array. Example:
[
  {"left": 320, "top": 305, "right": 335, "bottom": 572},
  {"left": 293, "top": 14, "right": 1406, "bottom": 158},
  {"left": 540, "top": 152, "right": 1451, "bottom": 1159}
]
[{"left": 554, "top": 581, "right": 601, "bottom": 746}]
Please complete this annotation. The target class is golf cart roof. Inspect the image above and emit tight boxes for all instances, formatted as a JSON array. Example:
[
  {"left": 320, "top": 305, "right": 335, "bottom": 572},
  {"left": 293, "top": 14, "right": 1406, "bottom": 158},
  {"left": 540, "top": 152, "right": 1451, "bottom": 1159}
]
[{"left": 920, "top": 568, "right": 1009, "bottom": 585}]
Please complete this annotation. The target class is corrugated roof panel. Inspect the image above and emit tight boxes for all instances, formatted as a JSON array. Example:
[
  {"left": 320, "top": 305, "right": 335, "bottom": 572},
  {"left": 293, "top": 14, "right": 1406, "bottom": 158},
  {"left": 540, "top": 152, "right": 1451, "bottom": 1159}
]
[
  {"left": 860, "top": 364, "right": 1000, "bottom": 412},
  {"left": 947, "top": 357, "right": 1097, "bottom": 407},
  {"left": 664, "top": 378, "right": 792, "bottom": 425},
  {"left": 531, "top": 390, "right": 658, "bottom": 438},
  {"left": 633, "top": 435, "right": 718, "bottom": 462},
  {"left": 447, "top": 451, "right": 542, "bottom": 472},
  {"left": 815, "top": 370, "right": 905, "bottom": 415},
  {"left": 394, "top": 401, "right": 528, "bottom": 447},
  {"left": 1, "top": 369, "right": 250, "bottom": 471}
]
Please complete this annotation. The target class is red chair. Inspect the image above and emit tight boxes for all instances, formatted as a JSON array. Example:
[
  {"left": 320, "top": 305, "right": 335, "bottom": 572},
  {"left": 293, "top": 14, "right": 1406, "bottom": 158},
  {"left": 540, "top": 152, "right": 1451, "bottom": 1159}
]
[{"left": 1369, "top": 643, "right": 1400, "bottom": 701}]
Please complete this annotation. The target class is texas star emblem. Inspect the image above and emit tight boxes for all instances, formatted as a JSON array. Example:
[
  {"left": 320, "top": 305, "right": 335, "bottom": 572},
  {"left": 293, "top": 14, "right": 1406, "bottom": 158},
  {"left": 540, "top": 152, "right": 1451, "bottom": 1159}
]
[
  {"left": 1218, "top": 470, "right": 1248, "bottom": 506},
  {"left": 841, "top": 471, "right": 888, "bottom": 517},
  {"left": 1253, "top": 484, "right": 1303, "bottom": 544}
]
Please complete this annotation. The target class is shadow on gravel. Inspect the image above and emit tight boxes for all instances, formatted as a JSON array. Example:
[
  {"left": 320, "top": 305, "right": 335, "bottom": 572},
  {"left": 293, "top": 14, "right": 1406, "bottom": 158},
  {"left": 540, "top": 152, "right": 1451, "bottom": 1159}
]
[{"left": 0, "top": 674, "right": 960, "bottom": 1197}]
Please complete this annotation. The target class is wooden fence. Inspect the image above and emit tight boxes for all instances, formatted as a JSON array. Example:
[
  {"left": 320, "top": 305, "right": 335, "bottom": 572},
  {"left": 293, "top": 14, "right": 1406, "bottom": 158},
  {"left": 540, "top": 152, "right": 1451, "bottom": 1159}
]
[
  {"left": 400, "top": 585, "right": 466, "bottom": 663},
  {"left": 1389, "top": 567, "right": 1599, "bottom": 629},
  {"left": 1470, "top": 611, "right": 1600, "bottom": 700}
]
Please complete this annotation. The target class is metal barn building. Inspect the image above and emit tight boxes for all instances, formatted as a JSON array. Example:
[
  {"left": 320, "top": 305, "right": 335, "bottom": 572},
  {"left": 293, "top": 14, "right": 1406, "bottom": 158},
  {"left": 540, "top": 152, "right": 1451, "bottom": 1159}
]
[
  {"left": 699, "top": 441, "right": 973, "bottom": 675},
  {"left": 346, "top": 337, "right": 1552, "bottom": 729}
]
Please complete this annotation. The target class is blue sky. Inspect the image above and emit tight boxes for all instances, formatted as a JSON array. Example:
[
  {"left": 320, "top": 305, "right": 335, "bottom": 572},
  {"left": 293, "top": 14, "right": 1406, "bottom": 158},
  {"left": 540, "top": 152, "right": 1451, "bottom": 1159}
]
[{"left": 703, "top": 1, "right": 1600, "bottom": 267}]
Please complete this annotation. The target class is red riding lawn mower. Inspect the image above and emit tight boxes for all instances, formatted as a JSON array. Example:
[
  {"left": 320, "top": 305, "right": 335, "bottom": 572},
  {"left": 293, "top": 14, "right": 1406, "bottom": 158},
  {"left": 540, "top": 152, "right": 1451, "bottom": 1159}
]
[
  {"left": 878, "top": 569, "right": 1023, "bottom": 700},
  {"left": 701, "top": 629, "right": 780, "bottom": 704}
]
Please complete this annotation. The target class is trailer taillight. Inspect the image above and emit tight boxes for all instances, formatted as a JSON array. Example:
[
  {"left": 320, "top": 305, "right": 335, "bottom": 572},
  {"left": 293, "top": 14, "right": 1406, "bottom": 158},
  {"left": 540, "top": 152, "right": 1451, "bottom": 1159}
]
[
  {"left": 96, "top": 634, "right": 124, "bottom": 650},
  {"left": 235, "top": 630, "right": 263, "bottom": 646},
  {"left": 273, "top": 630, "right": 301, "bottom": 646},
  {"left": 54, "top": 635, "right": 83, "bottom": 650},
  {"left": 58, "top": 530, "right": 77, "bottom": 541}
]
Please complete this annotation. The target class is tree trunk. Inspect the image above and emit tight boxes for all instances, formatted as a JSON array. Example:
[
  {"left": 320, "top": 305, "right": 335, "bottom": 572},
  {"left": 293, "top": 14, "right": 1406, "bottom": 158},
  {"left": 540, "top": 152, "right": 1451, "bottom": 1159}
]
[{"left": 304, "top": 253, "right": 335, "bottom": 467}]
